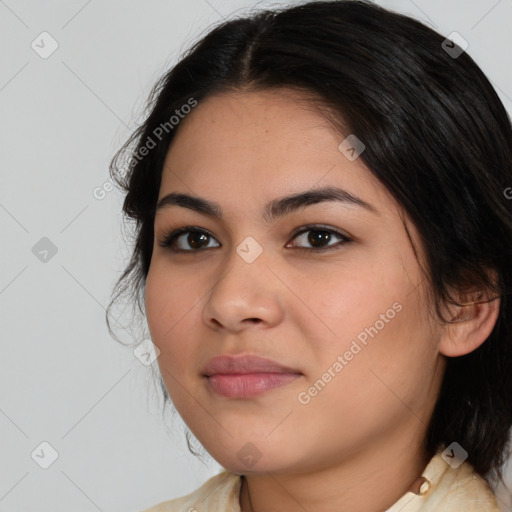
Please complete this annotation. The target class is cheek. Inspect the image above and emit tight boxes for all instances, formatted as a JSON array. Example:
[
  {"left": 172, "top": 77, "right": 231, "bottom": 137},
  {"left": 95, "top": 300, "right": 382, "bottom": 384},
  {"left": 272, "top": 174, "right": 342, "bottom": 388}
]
[
  {"left": 299, "top": 254, "right": 434, "bottom": 390},
  {"left": 145, "top": 263, "right": 196, "bottom": 355},
  {"left": 337, "top": 296, "right": 436, "bottom": 416},
  {"left": 145, "top": 265, "right": 200, "bottom": 406},
  {"left": 300, "top": 264, "right": 398, "bottom": 350},
  {"left": 144, "top": 264, "right": 169, "bottom": 341}
]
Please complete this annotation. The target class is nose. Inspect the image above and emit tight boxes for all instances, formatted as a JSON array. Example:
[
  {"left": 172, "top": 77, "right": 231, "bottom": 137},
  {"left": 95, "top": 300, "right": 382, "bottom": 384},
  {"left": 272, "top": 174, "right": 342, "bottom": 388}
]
[{"left": 201, "top": 240, "right": 285, "bottom": 333}]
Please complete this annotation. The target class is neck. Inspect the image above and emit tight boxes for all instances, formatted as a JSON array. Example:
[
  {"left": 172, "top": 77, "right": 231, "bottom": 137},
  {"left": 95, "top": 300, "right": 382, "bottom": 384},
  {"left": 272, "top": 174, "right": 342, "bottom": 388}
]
[{"left": 239, "top": 431, "right": 431, "bottom": 512}]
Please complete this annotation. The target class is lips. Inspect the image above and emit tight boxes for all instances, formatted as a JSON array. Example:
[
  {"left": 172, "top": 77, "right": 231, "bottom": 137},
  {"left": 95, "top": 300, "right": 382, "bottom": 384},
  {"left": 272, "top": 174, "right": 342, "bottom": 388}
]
[
  {"left": 202, "top": 354, "right": 301, "bottom": 377},
  {"left": 202, "top": 354, "right": 302, "bottom": 399}
]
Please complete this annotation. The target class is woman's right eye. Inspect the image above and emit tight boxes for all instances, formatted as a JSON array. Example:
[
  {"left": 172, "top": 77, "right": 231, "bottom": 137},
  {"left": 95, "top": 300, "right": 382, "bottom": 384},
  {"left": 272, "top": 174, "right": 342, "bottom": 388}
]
[{"left": 158, "top": 227, "right": 220, "bottom": 252}]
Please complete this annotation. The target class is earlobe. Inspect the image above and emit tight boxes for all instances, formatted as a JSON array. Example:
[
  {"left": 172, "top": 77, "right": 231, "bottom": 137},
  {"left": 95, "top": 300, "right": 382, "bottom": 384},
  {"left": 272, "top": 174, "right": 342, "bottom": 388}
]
[{"left": 439, "top": 290, "right": 501, "bottom": 358}]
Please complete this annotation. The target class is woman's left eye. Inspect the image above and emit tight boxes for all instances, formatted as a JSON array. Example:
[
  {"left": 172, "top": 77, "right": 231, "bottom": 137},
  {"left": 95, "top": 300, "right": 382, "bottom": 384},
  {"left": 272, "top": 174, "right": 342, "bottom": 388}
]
[
  {"left": 287, "top": 226, "right": 352, "bottom": 251},
  {"left": 158, "top": 225, "right": 352, "bottom": 253}
]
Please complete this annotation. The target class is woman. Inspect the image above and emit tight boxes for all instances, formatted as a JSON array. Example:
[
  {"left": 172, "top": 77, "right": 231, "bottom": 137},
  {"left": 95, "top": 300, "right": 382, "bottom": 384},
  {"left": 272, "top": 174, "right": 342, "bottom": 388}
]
[{"left": 107, "top": 0, "right": 512, "bottom": 510}]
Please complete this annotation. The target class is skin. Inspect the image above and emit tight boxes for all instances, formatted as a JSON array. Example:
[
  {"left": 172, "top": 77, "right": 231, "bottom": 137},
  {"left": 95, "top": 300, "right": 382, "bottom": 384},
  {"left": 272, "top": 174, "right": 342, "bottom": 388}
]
[{"left": 144, "top": 88, "right": 500, "bottom": 512}]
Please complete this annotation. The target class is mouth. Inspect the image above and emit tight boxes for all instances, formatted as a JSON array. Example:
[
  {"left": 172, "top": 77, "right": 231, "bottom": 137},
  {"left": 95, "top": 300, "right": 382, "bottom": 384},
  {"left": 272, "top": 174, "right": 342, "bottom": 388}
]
[
  {"left": 202, "top": 353, "right": 301, "bottom": 376},
  {"left": 205, "top": 372, "right": 302, "bottom": 398},
  {"left": 202, "top": 353, "right": 302, "bottom": 398}
]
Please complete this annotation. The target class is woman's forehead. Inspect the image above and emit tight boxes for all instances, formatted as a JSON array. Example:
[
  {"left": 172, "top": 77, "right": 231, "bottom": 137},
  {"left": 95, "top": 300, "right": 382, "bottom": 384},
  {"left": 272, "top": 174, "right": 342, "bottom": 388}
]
[{"left": 161, "top": 91, "right": 384, "bottom": 203}]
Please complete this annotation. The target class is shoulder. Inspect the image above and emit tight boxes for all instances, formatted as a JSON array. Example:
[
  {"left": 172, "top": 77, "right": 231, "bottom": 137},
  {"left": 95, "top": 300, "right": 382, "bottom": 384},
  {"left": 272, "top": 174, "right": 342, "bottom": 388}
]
[
  {"left": 140, "top": 470, "right": 242, "bottom": 512},
  {"left": 388, "top": 450, "right": 502, "bottom": 512},
  {"left": 436, "top": 459, "right": 502, "bottom": 511}
]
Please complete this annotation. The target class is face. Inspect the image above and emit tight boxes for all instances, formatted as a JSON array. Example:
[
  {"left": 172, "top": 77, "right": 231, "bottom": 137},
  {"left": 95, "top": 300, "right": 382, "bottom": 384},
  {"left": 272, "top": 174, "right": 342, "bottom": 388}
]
[{"left": 145, "top": 88, "right": 446, "bottom": 475}]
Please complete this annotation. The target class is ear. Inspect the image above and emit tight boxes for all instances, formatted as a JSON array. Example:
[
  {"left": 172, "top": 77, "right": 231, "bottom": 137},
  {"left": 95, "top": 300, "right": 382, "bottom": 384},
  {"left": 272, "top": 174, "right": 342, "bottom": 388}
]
[{"left": 439, "top": 271, "right": 501, "bottom": 358}]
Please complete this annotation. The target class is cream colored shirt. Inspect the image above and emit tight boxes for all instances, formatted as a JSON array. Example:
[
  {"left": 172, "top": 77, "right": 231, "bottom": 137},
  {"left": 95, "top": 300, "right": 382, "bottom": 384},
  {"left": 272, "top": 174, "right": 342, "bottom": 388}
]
[{"left": 142, "top": 451, "right": 501, "bottom": 511}]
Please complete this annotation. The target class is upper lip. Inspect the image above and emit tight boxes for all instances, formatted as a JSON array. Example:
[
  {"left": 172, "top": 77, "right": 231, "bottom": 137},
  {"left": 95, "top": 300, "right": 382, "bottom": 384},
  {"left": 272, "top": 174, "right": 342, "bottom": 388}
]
[{"left": 202, "top": 354, "right": 301, "bottom": 376}]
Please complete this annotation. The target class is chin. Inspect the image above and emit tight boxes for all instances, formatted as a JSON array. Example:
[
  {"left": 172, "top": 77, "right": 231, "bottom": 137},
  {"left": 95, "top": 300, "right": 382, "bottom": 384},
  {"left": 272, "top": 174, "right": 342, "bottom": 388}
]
[{"left": 210, "top": 448, "right": 296, "bottom": 476}]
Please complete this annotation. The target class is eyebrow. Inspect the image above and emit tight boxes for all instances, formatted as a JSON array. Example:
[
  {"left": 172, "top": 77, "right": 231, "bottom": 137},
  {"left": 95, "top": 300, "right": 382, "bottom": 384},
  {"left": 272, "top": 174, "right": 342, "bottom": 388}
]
[{"left": 155, "top": 185, "right": 379, "bottom": 222}]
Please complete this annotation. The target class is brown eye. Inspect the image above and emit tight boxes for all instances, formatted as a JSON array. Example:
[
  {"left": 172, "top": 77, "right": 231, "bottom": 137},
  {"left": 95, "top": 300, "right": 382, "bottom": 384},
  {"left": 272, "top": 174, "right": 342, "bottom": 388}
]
[
  {"left": 287, "top": 226, "right": 351, "bottom": 251},
  {"left": 159, "top": 228, "right": 220, "bottom": 252},
  {"left": 185, "top": 231, "right": 210, "bottom": 249}
]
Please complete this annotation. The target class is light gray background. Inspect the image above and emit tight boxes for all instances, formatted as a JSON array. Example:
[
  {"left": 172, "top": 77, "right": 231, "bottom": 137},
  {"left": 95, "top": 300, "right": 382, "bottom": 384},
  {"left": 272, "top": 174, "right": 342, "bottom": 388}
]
[{"left": 1, "top": 0, "right": 511, "bottom": 511}]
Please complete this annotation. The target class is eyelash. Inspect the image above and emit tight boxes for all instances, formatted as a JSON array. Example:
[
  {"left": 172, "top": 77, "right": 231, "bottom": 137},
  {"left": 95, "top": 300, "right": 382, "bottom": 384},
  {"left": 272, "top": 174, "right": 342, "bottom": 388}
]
[{"left": 157, "top": 224, "right": 352, "bottom": 254}]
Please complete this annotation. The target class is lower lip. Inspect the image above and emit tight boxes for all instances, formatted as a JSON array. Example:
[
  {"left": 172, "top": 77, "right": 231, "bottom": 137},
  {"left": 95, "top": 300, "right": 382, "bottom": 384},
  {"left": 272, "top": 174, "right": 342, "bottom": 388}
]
[{"left": 206, "top": 372, "right": 301, "bottom": 398}]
